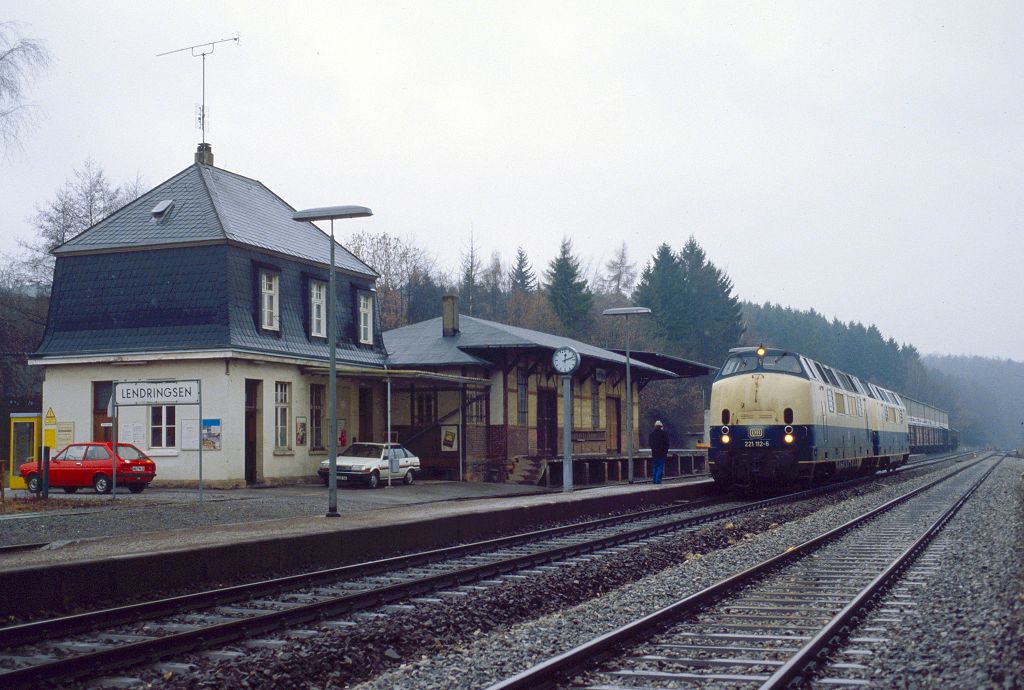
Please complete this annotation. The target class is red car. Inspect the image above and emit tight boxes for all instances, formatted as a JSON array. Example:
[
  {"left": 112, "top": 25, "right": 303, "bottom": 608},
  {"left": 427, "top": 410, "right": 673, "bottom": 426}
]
[{"left": 20, "top": 442, "right": 157, "bottom": 494}]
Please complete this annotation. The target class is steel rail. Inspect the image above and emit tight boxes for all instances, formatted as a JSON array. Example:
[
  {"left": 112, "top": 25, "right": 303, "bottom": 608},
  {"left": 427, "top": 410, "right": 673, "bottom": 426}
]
[
  {"left": 0, "top": 462, "right": 908, "bottom": 650},
  {"left": 0, "top": 495, "right": 719, "bottom": 649},
  {"left": 0, "top": 453, "right": 974, "bottom": 687},
  {"left": 761, "top": 455, "right": 1003, "bottom": 688},
  {"left": 484, "top": 454, "right": 991, "bottom": 690},
  {"left": 0, "top": 490, "right": 825, "bottom": 686},
  {"left": 0, "top": 461, "right": 945, "bottom": 687}
]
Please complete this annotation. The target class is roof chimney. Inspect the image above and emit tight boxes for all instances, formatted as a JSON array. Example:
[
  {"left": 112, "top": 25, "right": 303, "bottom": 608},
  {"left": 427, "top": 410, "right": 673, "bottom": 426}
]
[
  {"left": 195, "top": 142, "right": 214, "bottom": 166},
  {"left": 442, "top": 294, "right": 460, "bottom": 337}
]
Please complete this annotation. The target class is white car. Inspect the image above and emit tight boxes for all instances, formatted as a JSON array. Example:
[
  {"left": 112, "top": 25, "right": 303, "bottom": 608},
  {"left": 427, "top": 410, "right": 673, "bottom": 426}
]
[{"left": 318, "top": 443, "right": 421, "bottom": 488}]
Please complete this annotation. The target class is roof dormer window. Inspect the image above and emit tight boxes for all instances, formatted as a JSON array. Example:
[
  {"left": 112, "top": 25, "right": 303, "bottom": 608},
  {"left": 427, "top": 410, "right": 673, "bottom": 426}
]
[
  {"left": 260, "top": 270, "right": 280, "bottom": 331},
  {"left": 151, "top": 199, "right": 175, "bottom": 221}
]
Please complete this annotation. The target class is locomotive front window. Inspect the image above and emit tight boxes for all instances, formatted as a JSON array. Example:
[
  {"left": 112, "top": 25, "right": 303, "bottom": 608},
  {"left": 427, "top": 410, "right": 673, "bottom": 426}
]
[
  {"left": 761, "top": 354, "right": 803, "bottom": 374},
  {"left": 719, "top": 353, "right": 807, "bottom": 378},
  {"left": 720, "top": 354, "right": 759, "bottom": 376}
]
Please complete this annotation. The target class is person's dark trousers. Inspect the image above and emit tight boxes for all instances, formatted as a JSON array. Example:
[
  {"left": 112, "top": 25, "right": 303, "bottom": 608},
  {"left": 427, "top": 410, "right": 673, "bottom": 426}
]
[{"left": 652, "top": 457, "right": 665, "bottom": 484}]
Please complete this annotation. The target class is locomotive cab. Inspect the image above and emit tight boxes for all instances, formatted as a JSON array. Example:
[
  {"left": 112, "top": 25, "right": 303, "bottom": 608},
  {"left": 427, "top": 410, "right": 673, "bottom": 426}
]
[{"left": 709, "top": 347, "right": 816, "bottom": 490}]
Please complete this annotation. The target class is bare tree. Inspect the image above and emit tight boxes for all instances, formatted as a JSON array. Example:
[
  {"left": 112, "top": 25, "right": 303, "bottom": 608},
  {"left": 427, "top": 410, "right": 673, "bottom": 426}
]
[
  {"left": 0, "top": 22, "right": 50, "bottom": 155},
  {"left": 16, "top": 159, "right": 143, "bottom": 287},
  {"left": 600, "top": 241, "right": 637, "bottom": 299},
  {"left": 478, "top": 250, "right": 507, "bottom": 321},
  {"left": 345, "top": 230, "right": 436, "bottom": 329}
]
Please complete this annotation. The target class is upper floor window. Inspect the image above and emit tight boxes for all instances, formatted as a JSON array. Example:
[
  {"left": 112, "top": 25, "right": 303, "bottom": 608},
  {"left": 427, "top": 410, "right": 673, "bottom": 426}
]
[
  {"left": 358, "top": 293, "right": 373, "bottom": 344},
  {"left": 310, "top": 280, "right": 327, "bottom": 338},
  {"left": 261, "top": 270, "right": 280, "bottom": 331}
]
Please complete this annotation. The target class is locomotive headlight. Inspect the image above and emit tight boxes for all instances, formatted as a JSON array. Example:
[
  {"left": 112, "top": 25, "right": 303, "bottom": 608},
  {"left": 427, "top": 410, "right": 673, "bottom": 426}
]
[
  {"left": 721, "top": 434, "right": 731, "bottom": 444},
  {"left": 756, "top": 345, "right": 766, "bottom": 357},
  {"left": 784, "top": 433, "right": 794, "bottom": 444}
]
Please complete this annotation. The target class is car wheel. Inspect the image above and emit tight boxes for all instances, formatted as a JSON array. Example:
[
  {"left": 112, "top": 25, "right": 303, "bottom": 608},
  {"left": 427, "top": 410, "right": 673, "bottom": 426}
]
[
  {"left": 128, "top": 485, "right": 146, "bottom": 494},
  {"left": 403, "top": 469, "right": 415, "bottom": 485},
  {"left": 26, "top": 474, "right": 40, "bottom": 493},
  {"left": 366, "top": 471, "right": 380, "bottom": 489},
  {"left": 62, "top": 486, "right": 78, "bottom": 494},
  {"left": 93, "top": 475, "right": 111, "bottom": 494}
]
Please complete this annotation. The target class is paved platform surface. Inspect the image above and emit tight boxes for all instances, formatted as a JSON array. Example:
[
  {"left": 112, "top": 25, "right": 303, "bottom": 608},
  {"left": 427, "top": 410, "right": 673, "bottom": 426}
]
[
  {"left": 0, "top": 476, "right": 712, "bottom": 573},
  {"left": 0, "top": 480, "right": 548, "bottom": 564}
]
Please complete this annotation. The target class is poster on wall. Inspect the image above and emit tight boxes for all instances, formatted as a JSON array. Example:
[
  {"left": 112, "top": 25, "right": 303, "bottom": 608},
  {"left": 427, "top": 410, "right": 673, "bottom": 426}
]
[
  {"left": 295, "top": 417, "right": 307, "bottom": 446},
  {"left": 201, "top": 419, "right": 222, "bottom": 450},
  {"left": 55, "top": 422, "right": 74, "bottom": 449},
  {"left": 181, "top": 420, "right": 199, "bottom": 450},
  {"left": 120, "top": 422, "right": 147, "bottom": 446},
  {"left": 441, "top": 424, "right": 459, "bottom": 452}
]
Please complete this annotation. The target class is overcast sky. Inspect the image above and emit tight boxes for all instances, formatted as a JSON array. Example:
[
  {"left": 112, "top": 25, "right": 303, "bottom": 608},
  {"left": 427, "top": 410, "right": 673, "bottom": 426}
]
[{"left": 3, "top": 1, "right": 1022, "bottom": 361}]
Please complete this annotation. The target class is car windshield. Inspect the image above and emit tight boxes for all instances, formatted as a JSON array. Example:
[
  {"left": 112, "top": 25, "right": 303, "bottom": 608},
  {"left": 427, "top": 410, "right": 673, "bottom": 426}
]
[
  {"left": 116, "top": 444, "right": 146, "bottom": 460},
  {"left": 342, "top": 443, "right": 383, "bottom": 458}
]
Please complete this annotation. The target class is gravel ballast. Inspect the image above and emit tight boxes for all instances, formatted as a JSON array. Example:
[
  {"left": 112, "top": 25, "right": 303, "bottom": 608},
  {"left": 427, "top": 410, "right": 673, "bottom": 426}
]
[{"left": 107, "top": 455, "right": 1021, "bottom": 689}]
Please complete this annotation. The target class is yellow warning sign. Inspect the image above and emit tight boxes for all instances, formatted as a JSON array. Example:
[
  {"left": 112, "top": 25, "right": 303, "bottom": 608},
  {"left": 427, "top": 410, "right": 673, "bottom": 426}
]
[{"left": 44, "top": 408, "right": 56, "bottom": 425}]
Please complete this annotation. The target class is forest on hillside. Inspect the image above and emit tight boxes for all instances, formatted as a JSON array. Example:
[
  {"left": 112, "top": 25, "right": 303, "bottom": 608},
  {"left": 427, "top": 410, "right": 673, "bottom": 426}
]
[
  {"left": 922, "top": 355, "right": 1024, "bottom": 450},
  {"left": 2, "top": 160, "right": 1018, "bottom": 450}
]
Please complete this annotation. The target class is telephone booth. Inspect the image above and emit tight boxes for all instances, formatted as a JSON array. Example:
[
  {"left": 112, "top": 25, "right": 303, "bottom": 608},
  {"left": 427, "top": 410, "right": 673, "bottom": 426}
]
[{"left": 8, "top": 413, "right": 41, "bottom": 490}]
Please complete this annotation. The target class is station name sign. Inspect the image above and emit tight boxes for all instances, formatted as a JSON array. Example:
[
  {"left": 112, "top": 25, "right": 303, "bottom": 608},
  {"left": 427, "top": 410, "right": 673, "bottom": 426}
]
[{"left": 115, "top": 380, "right": 201, "bottom": 406}]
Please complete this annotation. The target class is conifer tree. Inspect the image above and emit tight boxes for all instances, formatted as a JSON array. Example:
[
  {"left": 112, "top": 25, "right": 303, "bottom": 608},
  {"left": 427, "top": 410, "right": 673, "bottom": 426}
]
[
  {"left": 508, "top": 247, "right": 536, "bottom": 294},
  {"left": 544, "top": 238, "right": 593, "bottom": 334}
]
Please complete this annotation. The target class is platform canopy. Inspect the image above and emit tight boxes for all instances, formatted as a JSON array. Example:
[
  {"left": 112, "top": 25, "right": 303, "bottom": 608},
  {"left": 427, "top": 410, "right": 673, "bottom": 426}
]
[{"left": 609, "top": 350, "right": 718, "bottom": 378}]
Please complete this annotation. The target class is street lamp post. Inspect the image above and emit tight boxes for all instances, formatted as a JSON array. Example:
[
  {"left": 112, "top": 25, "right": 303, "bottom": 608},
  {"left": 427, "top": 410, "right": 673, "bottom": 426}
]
[
  {"left": 293, "top": 205, "right": 373, "bottom": 517},
  {"left": 602, "top": 307, "right": 651, "bottom": 483}
]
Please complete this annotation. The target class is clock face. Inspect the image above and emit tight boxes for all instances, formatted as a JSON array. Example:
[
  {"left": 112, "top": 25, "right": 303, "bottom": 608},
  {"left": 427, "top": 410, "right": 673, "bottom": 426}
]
[{"left": 552, "top": 346, "right": 580, "bottom": 374}]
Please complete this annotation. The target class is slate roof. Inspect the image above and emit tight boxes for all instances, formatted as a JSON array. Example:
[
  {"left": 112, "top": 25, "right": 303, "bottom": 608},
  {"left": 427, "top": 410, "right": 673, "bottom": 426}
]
[
  {"left": 33, "top": 243, "right": 387, "bottom": 368},
  {"left": 383, "top": 315, "right": 677, "bottom": 378},
  {"left": 34, "top": 159, "right": 386, "bottom": 367},
  {"left": 55, "top": 163, "right": 377, "bottom": 278}
]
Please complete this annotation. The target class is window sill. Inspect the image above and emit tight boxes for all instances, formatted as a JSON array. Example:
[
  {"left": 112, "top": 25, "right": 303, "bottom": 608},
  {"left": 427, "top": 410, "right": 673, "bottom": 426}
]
[
  {"left": 273, "top": 449, "right": 295, "bottom": 457},
  {"left": 148, "top": 449, "right": 179, "bottom": 457},
  {"left": 309, "top": 449, "right": 328, "bottom": 456}
]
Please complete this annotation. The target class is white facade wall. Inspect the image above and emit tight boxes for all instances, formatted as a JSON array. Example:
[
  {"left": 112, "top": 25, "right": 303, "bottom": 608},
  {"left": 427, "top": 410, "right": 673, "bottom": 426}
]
[{"left": 40, "top": 357, "right": 381, "bottom": 488}]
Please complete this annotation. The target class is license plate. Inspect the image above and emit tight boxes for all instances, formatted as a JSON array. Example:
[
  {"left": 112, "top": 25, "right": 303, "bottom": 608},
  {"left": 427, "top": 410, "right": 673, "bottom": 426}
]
[
  {"left": 339, "top": 475, "right": 348, "bottom": 481},
  {"left": 131, "top": 466, "right": 145, "bottom": 472}
]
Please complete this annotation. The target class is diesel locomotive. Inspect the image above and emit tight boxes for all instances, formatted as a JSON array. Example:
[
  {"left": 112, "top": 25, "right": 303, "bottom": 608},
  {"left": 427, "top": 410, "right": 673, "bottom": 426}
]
[{"left": 708, "top": 346, "right": 911, "bottom": 490}]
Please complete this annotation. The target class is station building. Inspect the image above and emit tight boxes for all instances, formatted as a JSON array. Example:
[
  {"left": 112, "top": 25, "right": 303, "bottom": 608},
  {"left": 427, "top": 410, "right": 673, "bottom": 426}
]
[
  {"left": 29, "top": 146, "right": 388, "bottom": 487},
  {"left": 29, "top": 146, "right": 712, "bottom": 487},
  {"left": 382, "top": 297, "right": 709, "bottom": 483}
]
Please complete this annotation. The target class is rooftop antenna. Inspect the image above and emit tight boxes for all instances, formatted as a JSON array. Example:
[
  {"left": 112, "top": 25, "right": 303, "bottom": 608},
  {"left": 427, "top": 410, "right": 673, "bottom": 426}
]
[{"left": 157, "top": 34, "right": 240, "bottom": 144}]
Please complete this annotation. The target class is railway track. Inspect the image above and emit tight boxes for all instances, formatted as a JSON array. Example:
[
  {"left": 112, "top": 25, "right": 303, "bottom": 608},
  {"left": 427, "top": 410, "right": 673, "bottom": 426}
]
[
  {"left": 486, "top": 453, "right": 1000, "bottom": 689},
  {"left": 0, "top": 452, "right": 970, "bottom": 687}
]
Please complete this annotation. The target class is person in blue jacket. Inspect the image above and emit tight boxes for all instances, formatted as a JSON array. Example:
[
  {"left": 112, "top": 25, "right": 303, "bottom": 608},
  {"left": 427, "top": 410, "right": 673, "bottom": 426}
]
[{"left": 649, "top": 420, "right": 669, "bottom": 484}]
